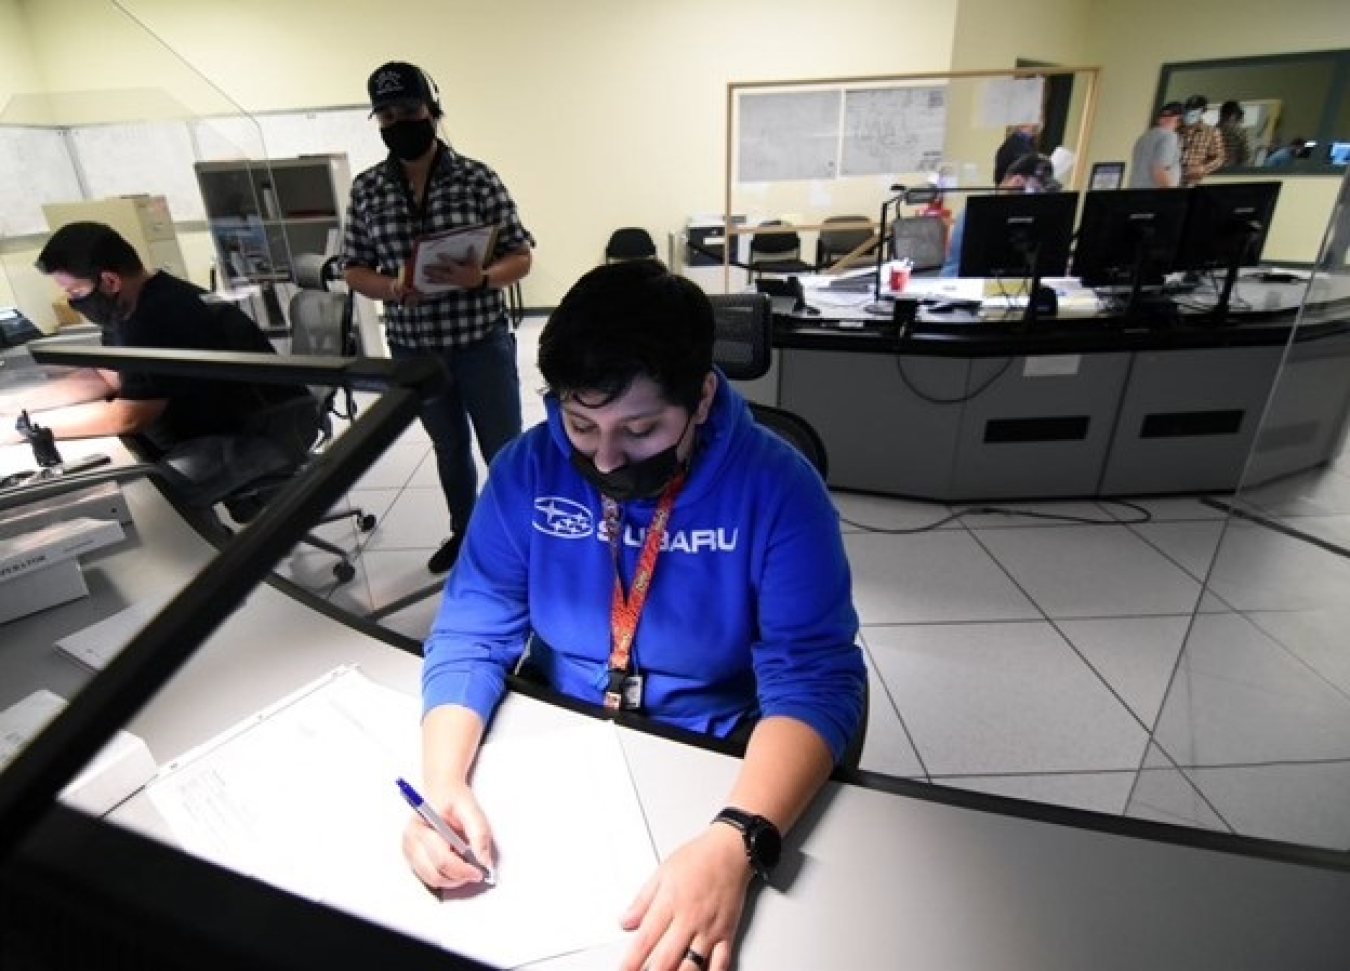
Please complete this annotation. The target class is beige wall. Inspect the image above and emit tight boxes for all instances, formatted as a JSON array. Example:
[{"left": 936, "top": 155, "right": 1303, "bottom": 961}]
[{"left": 3, "top": 0, "right": 1349, "bottom": 318}]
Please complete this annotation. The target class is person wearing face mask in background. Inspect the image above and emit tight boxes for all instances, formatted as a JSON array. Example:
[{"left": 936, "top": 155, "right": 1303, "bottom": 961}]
[
  {"left": 1, "top": 221, "right": 316, "bottom": 516},
  {"left": 940, "top": 152, "right": 1062, "bottom": 277},
  {"left": 405, "top": 259, "right": 866, "bottom": 971},
  {"left": 1177, "top": 94, "right": 1226, "bottom": 187},
  {"left": 343, "top": 60, "right": 535, "bottom": 574}
]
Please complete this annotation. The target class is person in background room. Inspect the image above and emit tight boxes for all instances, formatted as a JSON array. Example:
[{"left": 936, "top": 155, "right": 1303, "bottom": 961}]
[
  {"left": 3, "top": 222, "right": 316, "bottom": 524},
  {"left": 402, "top": 259, "right": 867, "bottom": 971},
  {"left": 941, "top": 153, "right": 1062, "bottom": 277},
  {"left": 1217, "top": 100, "right": 1252, "bottom": 169},
  {"left": 1128, "top": 101, "right": 1184, "bottom": 188},
  {"left": 1177, "top": 94, "right": 1226, "bottom": 186},
  {"left": 343, "top": 60, "right": 535, "bottom": 574}
]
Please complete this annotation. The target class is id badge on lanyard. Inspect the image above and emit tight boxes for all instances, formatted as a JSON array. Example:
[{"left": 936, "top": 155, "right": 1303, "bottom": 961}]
[{"left": 602, "top": 474, "right": 684, "bottom": 712}]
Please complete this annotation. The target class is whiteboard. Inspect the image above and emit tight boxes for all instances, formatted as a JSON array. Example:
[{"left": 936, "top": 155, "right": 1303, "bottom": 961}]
[
  {"left": 67, "top": 121, "right": 204, "bottom": 222},
  {"left": 0, "top": 127, "right": 83, "bottom": 236},
  {"left": 840, "top": 85, "right": 947, "bottom": 176}
]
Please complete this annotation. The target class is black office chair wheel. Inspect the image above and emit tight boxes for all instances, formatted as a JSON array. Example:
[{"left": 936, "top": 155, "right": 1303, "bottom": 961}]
[
  {"left": 356, "top": 513, "right": 377, "bottom": 532},
  {"left": 333, "top": 560, "right": 356, "bottom": 583}
]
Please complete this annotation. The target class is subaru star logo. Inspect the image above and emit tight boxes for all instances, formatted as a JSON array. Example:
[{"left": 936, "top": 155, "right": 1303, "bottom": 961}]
[
  {"left": 533, "top": 496, "right": 594, "bottom": 539},
  {"left": 373, "top": 70, "right": 406, "bottom": 96}
]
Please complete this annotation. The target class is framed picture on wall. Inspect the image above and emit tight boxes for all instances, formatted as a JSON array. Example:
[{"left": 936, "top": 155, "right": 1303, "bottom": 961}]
[{"left": 1089, "top": 161, "right": 1125, "bottom": 190}]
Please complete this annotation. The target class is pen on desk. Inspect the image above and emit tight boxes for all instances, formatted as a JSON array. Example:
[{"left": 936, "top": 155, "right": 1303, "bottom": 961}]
[{"left": 396, "top": 777, "right": 496, "bottom": 885}]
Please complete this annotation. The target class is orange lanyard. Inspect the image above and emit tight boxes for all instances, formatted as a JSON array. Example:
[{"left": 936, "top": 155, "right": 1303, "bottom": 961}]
[{"left": 603, "top": 472, "right": 685, "bottom": 709}]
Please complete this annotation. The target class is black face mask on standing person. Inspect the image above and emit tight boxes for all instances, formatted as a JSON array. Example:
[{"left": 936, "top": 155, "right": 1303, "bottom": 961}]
[{"left": 381, "top": 117, "right": 437, "bottom": 162}]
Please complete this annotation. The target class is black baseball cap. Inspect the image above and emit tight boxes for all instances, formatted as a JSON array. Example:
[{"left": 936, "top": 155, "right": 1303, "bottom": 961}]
[
  {"left": 1158, "top": 101, "right": 1185, "bottom": 118},
  {"left": 1184, "top": 94, "right": 1208, "bottom": 111},
  {"left": 367, "top": 61, "right": 435, "bottom": 116}
]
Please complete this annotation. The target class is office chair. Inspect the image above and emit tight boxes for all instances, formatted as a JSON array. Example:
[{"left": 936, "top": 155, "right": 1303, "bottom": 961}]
[
  {"left": 816, "top": 214, "right": 876, "bottom": 272},
  {"left": 216, "top": 255, "right": 377, "bottom": 583},
  {"left": 706, "top": 292, "right": 829, "bottom": 478},
  {"left": 747, "top": 220, "right": 815, "bottom": 279},
  {"left": 604, "top": 226, "right": 658, "bottom": 263}
]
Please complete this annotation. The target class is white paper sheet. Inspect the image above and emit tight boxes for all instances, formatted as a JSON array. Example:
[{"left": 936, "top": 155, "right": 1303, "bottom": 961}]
[{"left": 147, "top": 667, "right": 656, "bottom": 968}]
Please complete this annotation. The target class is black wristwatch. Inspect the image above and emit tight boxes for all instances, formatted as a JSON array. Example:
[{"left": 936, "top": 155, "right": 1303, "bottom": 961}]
[{"left": 712, "top": 807, "right": 782, "bottom": 882}]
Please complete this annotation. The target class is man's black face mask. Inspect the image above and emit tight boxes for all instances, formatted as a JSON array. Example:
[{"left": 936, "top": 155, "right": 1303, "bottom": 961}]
[{"left": 67, "top": 283, "right": 122, "bottom": 327}]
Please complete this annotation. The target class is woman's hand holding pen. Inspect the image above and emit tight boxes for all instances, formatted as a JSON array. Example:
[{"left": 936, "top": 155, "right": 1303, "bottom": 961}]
[
  {"left": 618, "top": 824, "right": 752, "bottom": 971},
  {"left": 401, "top": 781, "right": 495, "bottom": 890}
]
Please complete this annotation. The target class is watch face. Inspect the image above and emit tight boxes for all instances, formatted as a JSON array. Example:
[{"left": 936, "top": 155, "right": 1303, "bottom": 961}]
[{"left": 748, "top": 820, "right": 782, "bottom": 872}]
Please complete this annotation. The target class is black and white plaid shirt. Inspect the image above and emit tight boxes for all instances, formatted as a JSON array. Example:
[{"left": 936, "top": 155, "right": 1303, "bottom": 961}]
[{"left": 342, "top": 142, "right": 535, "bottom": 350}]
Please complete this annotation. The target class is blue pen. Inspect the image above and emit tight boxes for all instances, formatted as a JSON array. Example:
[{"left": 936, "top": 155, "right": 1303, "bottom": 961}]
[{"left": 397, "top": 777, "right": 496, "bottom": 885}]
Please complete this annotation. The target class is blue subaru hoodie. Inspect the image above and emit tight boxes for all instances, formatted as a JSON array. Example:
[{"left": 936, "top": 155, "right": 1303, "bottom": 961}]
[{"left": 421, "top": 374, "right": 866, "bottom": 760}]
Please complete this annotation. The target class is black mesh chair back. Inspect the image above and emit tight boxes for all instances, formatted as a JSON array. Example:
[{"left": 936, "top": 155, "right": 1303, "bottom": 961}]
[
  {"left": 604, "top": 226, "right": 658, "bottom": 262},
  {"left": 707, "top": 292, "right": 772, "bottom": 381},
  {"left": 707, "top": 292, "right": 828, "bottom": 477}
]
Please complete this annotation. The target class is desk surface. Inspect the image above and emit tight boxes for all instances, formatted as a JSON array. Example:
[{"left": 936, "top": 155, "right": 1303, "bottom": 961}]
[{"left": 4, "top": 444, "right": 1349, "bottom": 969}]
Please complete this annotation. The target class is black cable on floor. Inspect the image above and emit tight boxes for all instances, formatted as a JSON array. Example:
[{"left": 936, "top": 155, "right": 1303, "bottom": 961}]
[{"left": 840, "top": 498, "right": 1154, "bottom": 534}]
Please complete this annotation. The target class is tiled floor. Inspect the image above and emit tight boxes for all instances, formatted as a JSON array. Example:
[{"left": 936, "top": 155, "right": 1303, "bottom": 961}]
[{"left": 273, "top": 315, "right": 1350, "bottom": 854}]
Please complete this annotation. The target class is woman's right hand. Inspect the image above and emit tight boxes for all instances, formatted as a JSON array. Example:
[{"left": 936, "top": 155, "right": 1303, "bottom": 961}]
[{"left": 401, "top": 782, "right": 495, "bottom": 890}]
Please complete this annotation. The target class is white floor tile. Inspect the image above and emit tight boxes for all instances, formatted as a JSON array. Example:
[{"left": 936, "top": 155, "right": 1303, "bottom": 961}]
[
  {"left": 832, "top": 492, "right": 957, "bottom": 534},
  {"left": 361, "top": 486, "right": 449, "bottom": 551},
  {"left": 1054, "top": 615, "right": 1191, "bottom": 727},
  {"left": 1151, "top": 612, "right": 1350, "bottom": 766},
  {"left": 1187, "top": 760, "right": 1350, "bottom": 850},
  {"left": 1245, "top": 606, "right": 1350, "bottom": 697},
  {"left": 1124, "top": 746, "right": 1230, "bottom": 832},
  {"left": 950, "top": 501, "right": 1121, "bottom": 529},
  {"left": 844, "top": 530, "right": 1040, "bottom": 625},
  {"left": 973, "top": 524, "right": 1203, "bottom": 619},
  {"left": 1203, "top": 520, "right": 1350, "bottom": 612},
  {"left": 938, "top": 771, "right": 1137, "bottom": 816},
  {"left": 1128, "top": 520, "right": 1225, "bottom": 582},
  {"left": 866, "top": 621, "right": 1149, "bottom": 776},
  {"left": 857, "top": 636, "right": 926, "bottom": 778}
]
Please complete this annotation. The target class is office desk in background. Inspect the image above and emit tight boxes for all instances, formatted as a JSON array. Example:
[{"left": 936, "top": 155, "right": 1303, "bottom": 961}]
[
  {"left": 753, "top": 272, "right": 1350, "bottom": 501},
  {"left": 1, "top": 456, "right": 1347, "bottom": 969}
]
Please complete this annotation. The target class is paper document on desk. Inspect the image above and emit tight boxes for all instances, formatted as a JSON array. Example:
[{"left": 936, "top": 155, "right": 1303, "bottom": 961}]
[{"left": 146, "top": 666, "right": 656, "bottom": 969}]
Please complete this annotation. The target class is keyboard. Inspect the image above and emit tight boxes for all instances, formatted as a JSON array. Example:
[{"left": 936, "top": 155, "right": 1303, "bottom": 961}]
[{"left": 823, "top": 274, "right": 876, "bottom": 293}]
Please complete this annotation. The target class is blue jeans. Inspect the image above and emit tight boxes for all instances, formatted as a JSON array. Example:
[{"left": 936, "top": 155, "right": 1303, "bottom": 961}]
[{"left": 391, "top": 326, "right": 522, "bottom": 533}]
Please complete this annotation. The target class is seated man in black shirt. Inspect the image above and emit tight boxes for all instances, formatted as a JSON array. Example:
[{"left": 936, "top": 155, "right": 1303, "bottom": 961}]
[{"left": 0, "top": 222, "right": 317, "bottom": 518}]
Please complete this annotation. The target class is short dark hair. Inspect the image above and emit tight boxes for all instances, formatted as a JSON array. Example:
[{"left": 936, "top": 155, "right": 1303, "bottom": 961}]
[
  {"left": 1004, "top": 153, "right": 1060, "bottom": 191},
  {"left": 1219, "top": 100, "right": 1243, "bottom": 121},
  {"left": 36, "top": 222, "right": 144, "bottom": 279},
  {"left": 1185, "top": 94, "right": 1208, "bottom": 111},
  {"left": 538, "top": 260, "right": 714, "bottom": 412}
]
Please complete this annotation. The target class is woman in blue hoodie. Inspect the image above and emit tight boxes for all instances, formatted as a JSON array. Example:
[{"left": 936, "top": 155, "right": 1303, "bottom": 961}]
[{"left": 404, "top": 259, "right": 866, "bottom": 971}]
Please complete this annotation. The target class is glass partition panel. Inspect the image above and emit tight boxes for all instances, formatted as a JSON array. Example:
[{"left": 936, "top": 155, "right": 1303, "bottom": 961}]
[
  {"left": 702, "top": 67, "right": 1099, "bottom": 296},
  {"left": 1124, "top": 167, "right": 1350, "bottom": 854}
]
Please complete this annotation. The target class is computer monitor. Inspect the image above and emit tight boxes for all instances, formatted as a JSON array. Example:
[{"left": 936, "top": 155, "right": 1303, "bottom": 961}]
[
  {"left": 958, "top": 191, "right": 1079, "bottom": 323},
  {"left": 1072, "top": 188, "right": 1191, "bottom": 313},
  {"left": 1174, "top": 181, "right": 1282, "bottom": 318}
]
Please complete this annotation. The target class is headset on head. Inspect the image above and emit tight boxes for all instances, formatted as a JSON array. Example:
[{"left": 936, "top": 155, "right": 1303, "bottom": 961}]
[{"left": 417, "top": 66, "right": 442, "bottom": 118}]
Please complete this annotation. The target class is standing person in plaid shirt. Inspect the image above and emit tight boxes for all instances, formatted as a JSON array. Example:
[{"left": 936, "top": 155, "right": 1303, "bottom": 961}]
[
  {"left": 1177, "top": 94, "right": 1226, "bottom": 187},
  {"left": 344, "top": 60, "right": 535, "bottom": 574}
]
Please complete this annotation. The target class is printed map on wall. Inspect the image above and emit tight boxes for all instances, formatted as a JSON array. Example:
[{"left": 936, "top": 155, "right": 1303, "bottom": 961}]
[
  {"left": 737, "top": 90, "right": 842, "bottom": 182},
  {"left": 840, "top": 85, "right": 947, "bottom": 176}
]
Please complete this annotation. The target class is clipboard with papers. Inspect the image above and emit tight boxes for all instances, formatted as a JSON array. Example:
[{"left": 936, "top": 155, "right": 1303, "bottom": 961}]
[{"left": 403, "top": 223, "right": 499, "bottom": 294}]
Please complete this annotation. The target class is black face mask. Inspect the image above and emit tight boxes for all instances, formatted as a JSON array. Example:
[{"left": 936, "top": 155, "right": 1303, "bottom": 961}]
[
  {"left": 570, "top": 412, "right": 696, "bottom": 502},
  {"left": 381, "top": 118, "right": 437, "bottom": 161},
  {"left": 67, "top": 286, "right": 122, "bottom": 327}
]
